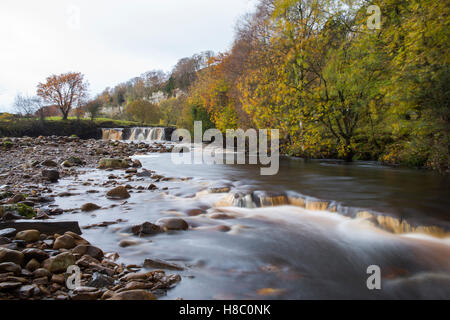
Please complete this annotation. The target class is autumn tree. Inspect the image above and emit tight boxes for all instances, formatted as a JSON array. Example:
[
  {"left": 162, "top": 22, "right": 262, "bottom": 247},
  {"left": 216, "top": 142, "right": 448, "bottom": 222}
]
[
  {"left": 37, "top": 72, "right": 88, "bottom": 120},
  {"left": 126, "top": 100, "right": 161, "bottom": 124}
]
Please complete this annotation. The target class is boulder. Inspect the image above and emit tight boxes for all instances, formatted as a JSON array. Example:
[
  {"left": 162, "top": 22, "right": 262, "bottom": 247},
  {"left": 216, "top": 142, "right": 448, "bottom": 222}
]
[
  {"left": 22, "top": 248, "right": 49, "bottom": 262},
  {"left": 106, "top": 186, "right": 130, "bottom": 200},
  {"left": 41, "top": 160, "right": 58, "bottom": 167},
  {"left": 0, "top": 262, "right": 21, "bottom": 275},
  {"left": 156, "top": 218, "right": 189, "bottom": 231},
  {"left": 0, "top": 228, "right": 17, "bottom": 237},
  {"left": 15, "top": 229, "right": 40, "bottom": 242},
  {"left": 81, "top": 203, "right": 101, "bottom": 212},
  {"left": 25, "top": 259, "right": 40, "bottom": 272},
  {"left": 72, "top": 245, "right": 104, "bottom": 261},
  {"left": 143, "top": 258, "right": 184, "bottom": 271},
  {"left": 53, "top": 234, "right": 76, "bottom": 250},
  {"left": 0, "top": 248, "right": 24, "bottom": 265},
  {"left": 41, "top": 169, "right": 60, "bottom": 182},
  {"left": 131, "top": 222, "right": 162, "bottom": 236},
  {"left": 42, "top": 252, "right": 76, "bottom": 273},
  {"left": 98, "top": 158, "right": 129, "bottom": 170}
]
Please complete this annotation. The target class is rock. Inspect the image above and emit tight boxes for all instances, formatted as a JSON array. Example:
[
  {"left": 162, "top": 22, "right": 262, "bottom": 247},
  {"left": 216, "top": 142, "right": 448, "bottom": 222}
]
[
  {"left": 75, "top": 255, "right": 100, "bottom": 268},
  {"left": 119, "top": 240, "right": 139, "bottom": 248},
  {"left": 143, "top": 258, "right": 184, "bottom": 271},
  {"left": 51, "top": 273, "right": 65, "bottom": 284},
  {"left": 41, "top": 160, "right": 58, "bottom": 167},
  {"left": 72, "top": 245, "right": 104, "bottom": 261},
  {"left": 0, "top": 248, "right": 24, "bottom": 265},
  {"left": 70, "top": 286, "right": 102, "bottom": 300},
  {"left": 15, "top": 229, "right": 40, "bottom": 242},
  {"left": 98, "top": 158, "right": 129, "bottom": 170},
  {"left": 81, "top": 203, "right": 101, "bottom": 212},
  {"left": 0, "top": 221, "right": 82, "bottom": 235},
  {"left": 125, "top": 168, "right": 137, "bottom": 174},
  {"left": 156, "top": 218, "right": 189, "bottom": 231},
  {"left": 131, "top": 222, "right": 162, "bottom": 236},
  {"left": 18, "top": 284, "right": 39, "bottom": 298},
  {"left": 53, "top": 234, "right": 76, "bottom": 250},
  {"left": 42, "top": 252, "right": 76, "bottom": 273},
  {"left": 33, "top": 268, "right": 51, "bottom": 278},
  {"left": 22, "top": 248, "right": 50, "bottom": 262},
  {"left": 136, "top": 170, "right": 153, "bottom": 177},
  {"left": 6, "top": 194, "right": 25, "bottom": 204},
  {"left": 0, "top": 281, "right": 22, "bottom": 291},
  {"left": 0, "top": 237, "right": 11, "bottom": 245},
  {"left": 41, "top": 169, "right": 60, "bottom": 182},
  {"left": 186, "top": 209, "right": 204, "bottom": 216},
  {"left": 108, "top": 289, "right": 156, "bottom": 300},
  {"left": 132, "top": 160, "right": 142, "bottom": 168},
  {"left": 0, "top": 262, "right": 21, "bottom": 275},
  {"left": 61, "top": 160, "right": 73, "bottom": 168},
  {"left": 147, "top": 184, "right": 158, "bottom": 191},
  {"left": 106, "top": 186, "right": 130, "bottom": 200},
  {"left": 25, "top": 259, "right": 40, "bottom": 272},
  {"left": 208, "top": 186, "right": 231, "bottom": 193},
  {"left": 88, "top": 272, "right": 114, "bottom": 289}
]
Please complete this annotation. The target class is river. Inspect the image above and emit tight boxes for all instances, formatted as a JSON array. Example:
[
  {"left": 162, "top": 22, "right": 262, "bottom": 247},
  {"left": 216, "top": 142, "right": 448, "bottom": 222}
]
[{"left": 49, "top": 141, "right": 450, "bottom": 299}]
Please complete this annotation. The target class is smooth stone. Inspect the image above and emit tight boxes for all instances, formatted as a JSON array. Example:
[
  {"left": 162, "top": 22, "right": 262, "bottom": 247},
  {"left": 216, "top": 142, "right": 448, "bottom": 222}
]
[
  {"left": 25, "top": 259, "right": 41, "bottom": 272},
  {"left": 42, "top": 252, "right": 76, "bottom": 273},
  {"left": 143, "top": 258, "right": 184, "bottom": 271},
  {"left": 22, "top": 248, "right": 50, "bottom": 263},
  {"left": 15, "top": 229, "right": 40, "bottom": 242},
  {"left": 88, "top": 272, "right": 115, "bottom": 288},
  {"left": 81, "top": 203, "right": 101, "bottom": 212},
  {"left": 0, "top": 248, "right": 24, "bottom": 265},
  {"left": 0, "top": 262, "right": 21, "bottom": 275},
  {"left": 53, "top": 234, "right": 76, "bottom": 250},
  {"left": 156, "top": 218, "right": 189, "bottom": 231},
  {"left": 106, "top": 186, "right": 130, "bottom": 200},
  {"left": 71, "top": 245, "right": 104, "bottom": 261}
]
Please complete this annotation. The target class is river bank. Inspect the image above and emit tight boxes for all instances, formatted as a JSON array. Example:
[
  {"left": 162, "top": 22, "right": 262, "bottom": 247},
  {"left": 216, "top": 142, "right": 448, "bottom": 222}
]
[{"left": 0, "top": 136, "right": 181, "bottom": 300}]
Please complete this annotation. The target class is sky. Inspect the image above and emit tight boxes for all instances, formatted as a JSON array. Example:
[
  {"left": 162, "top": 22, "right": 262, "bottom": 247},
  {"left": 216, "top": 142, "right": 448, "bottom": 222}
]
[{"left": 0, "top": 0, "right": 258, "bottom": 112}]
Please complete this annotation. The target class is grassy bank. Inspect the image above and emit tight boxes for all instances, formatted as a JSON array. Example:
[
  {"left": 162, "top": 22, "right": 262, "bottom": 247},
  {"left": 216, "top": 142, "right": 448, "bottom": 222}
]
[{"left": 0, "top": 118, "right": 157, "bottom": 139}]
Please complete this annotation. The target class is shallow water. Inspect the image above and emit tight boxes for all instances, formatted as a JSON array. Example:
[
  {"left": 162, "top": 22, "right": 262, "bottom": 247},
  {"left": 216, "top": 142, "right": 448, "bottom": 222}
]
[{"left": 47, "top": 144, "right": 450, "bottom": 299}]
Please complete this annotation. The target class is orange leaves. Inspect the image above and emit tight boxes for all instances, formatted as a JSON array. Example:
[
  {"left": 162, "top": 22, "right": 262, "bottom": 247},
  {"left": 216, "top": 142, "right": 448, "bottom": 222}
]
[{"left": 36, "top": 72, "right": 88, "bottom": 119}]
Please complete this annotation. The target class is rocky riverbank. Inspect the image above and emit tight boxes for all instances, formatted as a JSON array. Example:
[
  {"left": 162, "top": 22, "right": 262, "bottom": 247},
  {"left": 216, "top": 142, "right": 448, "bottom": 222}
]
[{"left": 0, "top": 136, "right": 183, "bottom": 300}]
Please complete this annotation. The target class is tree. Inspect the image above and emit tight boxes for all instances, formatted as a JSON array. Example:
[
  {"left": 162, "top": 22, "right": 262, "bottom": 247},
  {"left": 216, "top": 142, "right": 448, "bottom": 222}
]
[
  {"left": 126, "top": 100, "right": 161, "bottom": 124},
  {"left": 13, "top": 94, "right": 42, "bottom": 118},
  {"left": 85, "top": 98, "right": 103, "bottom": 121},
  {"left": 37, "top": 72, "right": 88, "bottom": 120}
]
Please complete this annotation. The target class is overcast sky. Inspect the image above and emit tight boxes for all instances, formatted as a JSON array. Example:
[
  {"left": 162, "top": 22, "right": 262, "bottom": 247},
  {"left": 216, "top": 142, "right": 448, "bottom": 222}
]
[{"left": 0, "top": 0, "right": 257, "bottom": 112}]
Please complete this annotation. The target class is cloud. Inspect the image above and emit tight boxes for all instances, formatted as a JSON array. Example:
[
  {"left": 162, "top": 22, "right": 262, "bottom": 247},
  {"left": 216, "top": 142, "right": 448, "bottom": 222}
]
[{"left": 0, "top": 0, "right": 257, "bottom": 112}]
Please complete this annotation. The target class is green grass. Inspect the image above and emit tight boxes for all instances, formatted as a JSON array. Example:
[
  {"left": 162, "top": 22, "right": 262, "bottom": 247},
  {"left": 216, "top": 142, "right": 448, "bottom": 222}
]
[{"left": 43, "top": 117, "right": 157, "bottom": 127}]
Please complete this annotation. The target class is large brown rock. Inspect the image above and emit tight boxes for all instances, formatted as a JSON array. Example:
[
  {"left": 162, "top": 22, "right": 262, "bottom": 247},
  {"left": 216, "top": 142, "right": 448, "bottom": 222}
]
[
  {"left": 42, "top": 252, "right": 76, "bottom": 273},
  {"left": 72, "top": 245, "right": 104, "bottom": 261},
  {"left": 81, "top": 203, "right": 101, "bottom": 212},
  {"left": 98, "top": 158, "right": 129, "bottom": 170},
  {"left": 0, "top": 248, "right": 24, "bottom": 265},
  {"left": 156, "top": 218, "right": 189, "bottom": 231},
  {"left": 106, "top": 186, "right": 130, "bottom": 200},
  {"left": 53, "top": 234, "right": 76, "bottom": 250},
  {"left": 15, "top": 229, "right": 40, "bottom": 242}
]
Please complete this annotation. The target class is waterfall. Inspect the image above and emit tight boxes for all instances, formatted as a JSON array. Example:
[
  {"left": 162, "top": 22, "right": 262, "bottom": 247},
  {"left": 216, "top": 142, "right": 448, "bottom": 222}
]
[{"left": 102, "top": 127, "right": 168, "bottom": 141}]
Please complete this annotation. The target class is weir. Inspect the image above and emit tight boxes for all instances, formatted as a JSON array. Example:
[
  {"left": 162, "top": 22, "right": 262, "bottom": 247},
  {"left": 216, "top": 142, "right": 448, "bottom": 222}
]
[
  {"left": 215, "top": 190, "right": 450, "bottom": 238},
  {"left": 101, "top": 127, "right": 175, "bottom": 141}
]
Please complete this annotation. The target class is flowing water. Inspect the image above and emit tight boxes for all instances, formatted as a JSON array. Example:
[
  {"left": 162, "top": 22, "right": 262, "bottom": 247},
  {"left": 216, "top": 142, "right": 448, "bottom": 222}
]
[{"left": 49, "top": 140, "right": 450, "bottom": 300}]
